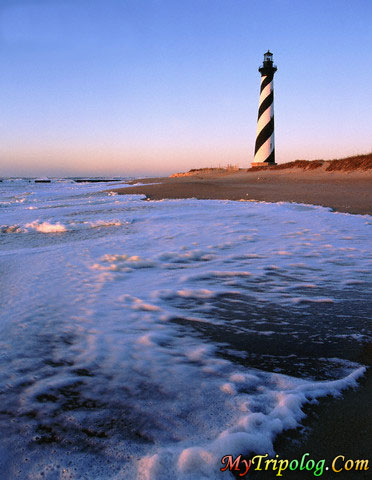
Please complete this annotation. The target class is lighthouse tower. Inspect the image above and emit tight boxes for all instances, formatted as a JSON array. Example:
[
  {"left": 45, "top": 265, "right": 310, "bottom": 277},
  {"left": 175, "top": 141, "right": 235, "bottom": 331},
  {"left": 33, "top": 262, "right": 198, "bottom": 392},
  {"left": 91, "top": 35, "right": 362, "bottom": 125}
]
[{"left": 252, "top": 51, "right": 277, "bottom": 167}]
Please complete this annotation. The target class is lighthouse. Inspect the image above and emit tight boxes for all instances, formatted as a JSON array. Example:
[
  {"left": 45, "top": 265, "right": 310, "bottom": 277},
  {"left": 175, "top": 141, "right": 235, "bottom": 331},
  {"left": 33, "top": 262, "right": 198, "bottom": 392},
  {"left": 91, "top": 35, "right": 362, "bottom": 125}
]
[{"left": 252, "top": 50, "right": 277, "bottom": 167}]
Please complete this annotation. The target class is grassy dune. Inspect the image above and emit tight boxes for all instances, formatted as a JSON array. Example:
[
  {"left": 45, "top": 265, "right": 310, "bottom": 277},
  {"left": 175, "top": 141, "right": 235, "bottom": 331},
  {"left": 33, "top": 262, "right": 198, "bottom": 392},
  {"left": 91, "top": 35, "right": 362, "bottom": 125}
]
[
  {"left": 171, "top": 152, "right": 372, "bottom": 177},
  {"left": 249, "top": 152, "right": 372, "bottom": 172}
]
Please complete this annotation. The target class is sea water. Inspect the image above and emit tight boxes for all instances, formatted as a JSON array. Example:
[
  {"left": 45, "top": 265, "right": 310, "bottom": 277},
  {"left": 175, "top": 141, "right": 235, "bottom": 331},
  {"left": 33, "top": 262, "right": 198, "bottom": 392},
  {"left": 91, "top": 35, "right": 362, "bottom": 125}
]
[{"left": 0, "top": 179, "right": 371, "bottom": 479}]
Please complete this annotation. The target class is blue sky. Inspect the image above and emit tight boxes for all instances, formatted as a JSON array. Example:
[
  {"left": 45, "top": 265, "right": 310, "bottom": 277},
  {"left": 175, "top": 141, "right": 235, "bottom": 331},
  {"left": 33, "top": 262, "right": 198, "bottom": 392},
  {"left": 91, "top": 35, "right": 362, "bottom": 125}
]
[{"left": 0, "top": 0, "right": 371, "bottom": 176}]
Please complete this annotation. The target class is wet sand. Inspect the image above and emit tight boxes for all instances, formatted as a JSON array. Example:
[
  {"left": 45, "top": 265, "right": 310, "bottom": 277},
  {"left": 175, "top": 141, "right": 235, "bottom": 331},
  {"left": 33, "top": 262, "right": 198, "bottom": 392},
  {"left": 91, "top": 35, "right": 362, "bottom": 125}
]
[
  {"left": 111, "top": 167, "right": 372, "bottom": 475},
  {"left": 252, "top": 345, "right": 372, "bottom": 479},
  {"left": 111, "top": 168, "right": 372, "bottom": 215}
]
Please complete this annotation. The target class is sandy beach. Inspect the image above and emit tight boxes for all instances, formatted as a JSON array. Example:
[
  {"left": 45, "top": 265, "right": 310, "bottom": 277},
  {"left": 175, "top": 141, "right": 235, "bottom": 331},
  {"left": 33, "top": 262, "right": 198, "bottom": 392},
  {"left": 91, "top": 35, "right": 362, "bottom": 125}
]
[
  {"left": 249, "top": 345, "right": 372, "bottom": 479},
  {"left": 1, "top": 173, "right": 370, "bottom": 478},
  {"left": 111, "top": 162, "right": 372, "bottom": 477},
  {"left": 112, "top": 164, "right": 372, "bottom": 216},
  {"left": 3, "top": 0, "right": 372, "bottom": 476}
]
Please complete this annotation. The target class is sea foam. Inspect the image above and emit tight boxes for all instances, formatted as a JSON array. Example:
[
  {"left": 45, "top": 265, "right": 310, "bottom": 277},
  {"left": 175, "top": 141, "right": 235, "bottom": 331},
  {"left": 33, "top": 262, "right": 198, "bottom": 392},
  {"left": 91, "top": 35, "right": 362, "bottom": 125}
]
[
  {"left": 25, "top": 220, "right": 67, "bottom": 233},
  {"left": 0, "top": 183, "right": 370, "bottom": 479}
]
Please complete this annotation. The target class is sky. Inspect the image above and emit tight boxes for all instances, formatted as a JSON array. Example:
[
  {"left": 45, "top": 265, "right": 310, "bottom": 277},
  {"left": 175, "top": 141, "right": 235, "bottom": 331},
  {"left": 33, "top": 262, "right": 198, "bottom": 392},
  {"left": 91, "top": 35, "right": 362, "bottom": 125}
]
[{"left": 0, "top": 0, "right": 371, "bottom": 176}]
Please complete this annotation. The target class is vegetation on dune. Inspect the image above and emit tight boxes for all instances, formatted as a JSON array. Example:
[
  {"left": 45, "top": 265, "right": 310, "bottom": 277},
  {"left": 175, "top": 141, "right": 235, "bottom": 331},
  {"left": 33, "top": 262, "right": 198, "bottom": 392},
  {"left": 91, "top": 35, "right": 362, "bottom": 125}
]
[
  {"left": 325, "top": 153, "right": 372, "bottom": 171},
  {"left": 257, "top": 160, "right": 325, "bottom": 171},
  {"left": 170, "top": 164, "right": 240, "bottom": 177},
  {"left": 170, "top": 153, "right": 372, "bottom": 177},
  {"left": 248, "top": 152, "right": 372, "bottom": 172}
]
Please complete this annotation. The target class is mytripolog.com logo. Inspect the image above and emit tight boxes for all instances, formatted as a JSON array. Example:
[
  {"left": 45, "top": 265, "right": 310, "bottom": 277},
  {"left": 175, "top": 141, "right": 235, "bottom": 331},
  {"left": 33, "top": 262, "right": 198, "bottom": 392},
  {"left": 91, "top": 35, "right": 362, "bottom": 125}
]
[{"left": 220, "top": 453, "right": 369, "bottom": 477}]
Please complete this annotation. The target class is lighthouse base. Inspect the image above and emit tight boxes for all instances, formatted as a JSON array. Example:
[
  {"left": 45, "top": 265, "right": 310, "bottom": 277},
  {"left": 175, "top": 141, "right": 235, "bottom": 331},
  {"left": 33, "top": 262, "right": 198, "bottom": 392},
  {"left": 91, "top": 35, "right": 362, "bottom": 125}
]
[{"left": 251, "top": 162, "right": 276, "bottom": 168}]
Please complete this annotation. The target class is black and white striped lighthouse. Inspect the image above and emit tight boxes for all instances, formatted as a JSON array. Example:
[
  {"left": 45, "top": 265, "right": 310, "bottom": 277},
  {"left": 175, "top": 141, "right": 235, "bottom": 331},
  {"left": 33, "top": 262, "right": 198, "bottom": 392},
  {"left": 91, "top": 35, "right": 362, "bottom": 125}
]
[{"left": 252, "top": 51, "right": 277, "bottom": 167}]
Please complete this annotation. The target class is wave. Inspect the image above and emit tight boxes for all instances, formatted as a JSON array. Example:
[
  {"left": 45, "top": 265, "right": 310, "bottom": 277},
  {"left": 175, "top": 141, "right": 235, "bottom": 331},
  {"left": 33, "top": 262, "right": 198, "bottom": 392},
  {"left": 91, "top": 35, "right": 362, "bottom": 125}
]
[
  {"left": 137, "top": 367, "right": 365, "bottom": 480},
  {"left": 25, "top": 221, "right": 67, "bottom": 233},
  {"left": 1, "top": 219, "right": 124, "bottom": 235},
  {"left": 1, "top": 190, "right": 371, "bottom": 479}
]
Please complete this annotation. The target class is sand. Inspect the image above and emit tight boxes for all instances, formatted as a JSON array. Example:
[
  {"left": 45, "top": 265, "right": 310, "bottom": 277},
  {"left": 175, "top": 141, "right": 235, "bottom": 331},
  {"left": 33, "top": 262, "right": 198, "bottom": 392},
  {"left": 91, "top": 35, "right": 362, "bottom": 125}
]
[
  {"left": 111, "top": 167, "right": 372, "bottom": 215},
  {"left": 110, "top": 166, "right": 372, "bottom": 475},
  {"left": 250, "top": 344, "right": 372, "bottom": 479}
]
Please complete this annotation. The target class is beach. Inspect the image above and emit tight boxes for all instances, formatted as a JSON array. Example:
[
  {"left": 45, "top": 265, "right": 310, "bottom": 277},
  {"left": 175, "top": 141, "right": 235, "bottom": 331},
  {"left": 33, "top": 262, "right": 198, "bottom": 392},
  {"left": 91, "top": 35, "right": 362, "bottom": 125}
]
[
  {"left": 247, "top": 345, "right": 372, "bottom": 479},
  {"left": 111, "top": 164, "right": 372, "bottom": 478},
  {"left": 2, "top": 0, "right": 372, "bottom": 476},
  {"left": 112, "top": 165, "right": 372, "bottom": 216},
  {"left": 0, "top": 177, "right": 371, "bottom": 479}
]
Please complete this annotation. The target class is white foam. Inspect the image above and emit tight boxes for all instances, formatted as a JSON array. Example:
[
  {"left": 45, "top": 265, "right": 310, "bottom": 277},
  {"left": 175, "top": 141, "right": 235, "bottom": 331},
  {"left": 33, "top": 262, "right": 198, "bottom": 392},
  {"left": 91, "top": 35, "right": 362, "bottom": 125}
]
[
  {"left": 291, "top": 297, "right": 335, "bottom": 304},
  {"left": 135, "top": 367, "right": 365, "bottom": 480},
  {"left": 0, "top": 185, "right": 371, "bottom": 479},
  {"left": 25, "top": 220, "right": 67, "bottom": 233},
  {"left": 86, "top": 219, "right": 122, "bottom": 227},
  {"left": 176, "top": 289, "right": 215, "bottom": 299},
  {"left": 97, "top": 254, "right": 156, "bottom": 270},
  {"left": 0, "top": 224, "right": 23, "bottom": 233}
]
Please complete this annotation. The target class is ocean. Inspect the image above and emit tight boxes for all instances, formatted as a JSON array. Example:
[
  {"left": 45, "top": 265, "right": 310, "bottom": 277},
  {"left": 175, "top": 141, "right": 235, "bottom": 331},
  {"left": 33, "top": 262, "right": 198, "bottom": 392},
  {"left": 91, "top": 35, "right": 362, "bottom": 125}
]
[{"left": 0, "top": 178, "right": 371, "bottom": 479}]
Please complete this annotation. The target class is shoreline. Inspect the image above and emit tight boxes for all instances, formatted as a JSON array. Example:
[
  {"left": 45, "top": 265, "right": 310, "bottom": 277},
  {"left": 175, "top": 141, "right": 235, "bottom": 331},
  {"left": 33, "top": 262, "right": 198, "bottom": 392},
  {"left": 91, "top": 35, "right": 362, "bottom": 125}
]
[
  {"left": 110, "top": 168, "right": 372, "bottom": 474},
  {"left": 110, "top": 168, "right": 372, "bottom": 216},
  {"left": 250, "top": 344, "right": 372, "bottom": 479}
]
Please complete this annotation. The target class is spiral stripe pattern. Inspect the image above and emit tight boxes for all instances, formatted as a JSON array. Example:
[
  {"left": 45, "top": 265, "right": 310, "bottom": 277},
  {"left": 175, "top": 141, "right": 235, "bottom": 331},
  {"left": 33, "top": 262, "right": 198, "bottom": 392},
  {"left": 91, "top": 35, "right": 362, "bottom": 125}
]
[{"left": 254, "top": 74, "right": 275, "bottom": 164}]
